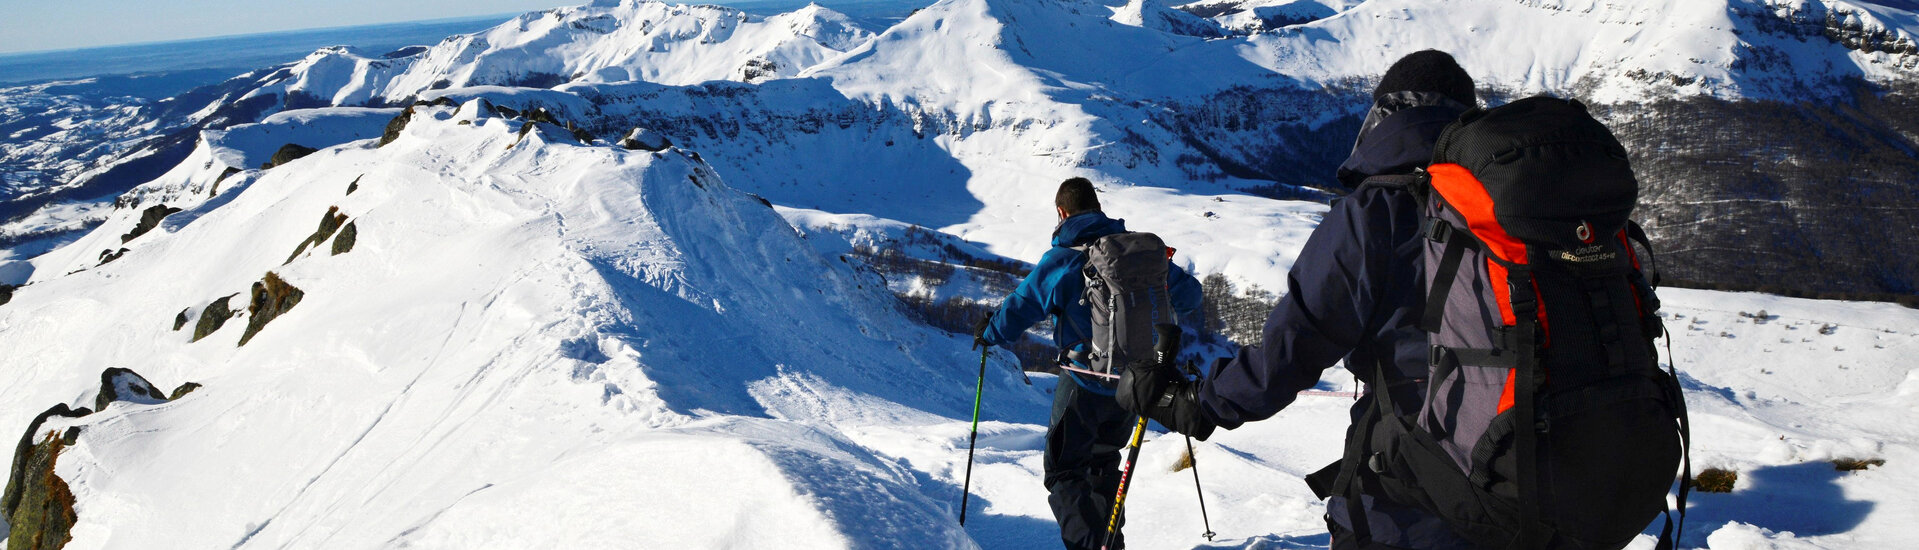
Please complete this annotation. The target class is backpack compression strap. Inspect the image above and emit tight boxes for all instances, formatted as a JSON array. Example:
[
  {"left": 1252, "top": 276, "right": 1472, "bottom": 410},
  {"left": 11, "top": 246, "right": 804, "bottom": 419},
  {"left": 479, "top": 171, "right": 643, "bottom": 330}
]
[{"left": 1627, "top": 224, "right": 1691, "bottom": 550}]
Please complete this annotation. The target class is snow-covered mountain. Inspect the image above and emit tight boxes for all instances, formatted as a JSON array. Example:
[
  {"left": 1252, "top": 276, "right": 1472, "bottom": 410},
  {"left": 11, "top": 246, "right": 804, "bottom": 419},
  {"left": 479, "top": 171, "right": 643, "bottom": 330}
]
[
  {"left": 5, "top": 91, "right": 1916, "bottom": 550},
  {"left": 270, "top": 0, "right": 874, "bottom": 106},
  {"left": 0, "top": 103, "right": 1038, "bottom": 548},
  {"left": 3, "top": 3, "right": 1919, "bottom": 546}
]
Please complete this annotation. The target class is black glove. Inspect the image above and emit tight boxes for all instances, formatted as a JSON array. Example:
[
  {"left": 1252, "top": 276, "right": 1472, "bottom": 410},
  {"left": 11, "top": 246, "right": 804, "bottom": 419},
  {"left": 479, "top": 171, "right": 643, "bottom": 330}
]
[
  {"left": 1116, "top": 324, "right": 1218, "bottom": 440},
  {"left": 972, "top": 314, "right": 993, "bottom": 351}
]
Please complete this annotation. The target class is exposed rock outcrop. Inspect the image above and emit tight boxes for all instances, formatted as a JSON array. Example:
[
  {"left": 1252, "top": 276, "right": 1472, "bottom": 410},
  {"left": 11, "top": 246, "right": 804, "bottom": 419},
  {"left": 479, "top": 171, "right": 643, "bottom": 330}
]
[
  {"left": 191, "top": 294, "right": 239, "bottom": 343},
  {"left": 120, "top": 204, "right": 182, "bottom": 243},
  {"left": 260, "top": 143, "right": 318, "bottom": 170},
  {"left": 380, "top": 107, "right": 414, "bottom": 147},
  {"left": 331, "top": 221, "right": 358, "bottom": 256},
  {"left": 97, "top": 248, "right": 129, "bottom": 266},
  {"left": 94, "top": 368, "right": 169, "bottom": 412},
  {"left": 168, "top": 383, "right": 202, "bottom": 400},
  {"left": 3, "top": 368, "right": 199, "bottom": 548},
  {"left": 620, "top": 127, "right": 672, "bottom": 151},
  {"left": 239, "top": 272, "right": 303, "bottom": 346},
  {"left": 286, "top": 206, "right": 349, "bottom": 264},
  {"left": 4, "top": 404, "right": 88, "bottom": 550}
]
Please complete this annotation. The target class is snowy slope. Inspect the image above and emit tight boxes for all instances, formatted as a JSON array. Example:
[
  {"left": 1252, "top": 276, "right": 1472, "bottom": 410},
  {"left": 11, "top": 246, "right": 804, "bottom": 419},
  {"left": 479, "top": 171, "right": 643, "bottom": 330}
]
[
  {"left": 0, "top": 105, "right": 1046, "bottom": 548},
  {"left": 7, "top": 102, "right": 1914, "bottom": 550},
  {"left": 266, "top": 0, "right": 875, "bottom": 107},
  {"left": 1229, "top": 0, "right": 1919, "bottom": 102},
  {"left": 2, "top": 2, "right": 1918, "bottom": 547}
]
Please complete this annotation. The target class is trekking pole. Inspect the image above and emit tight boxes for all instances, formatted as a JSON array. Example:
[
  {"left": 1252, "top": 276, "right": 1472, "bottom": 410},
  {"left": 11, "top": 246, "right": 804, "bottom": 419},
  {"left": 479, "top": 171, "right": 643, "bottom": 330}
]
[
  {"left": 959, "top": 348, "right": 988, "bottom": 526},
  {"left": 1101, "top": 416, "right": 1150, "bottom": 550},
  {"left": 1178, "top": 360, "right": 1217, "bottom": 541},
  {"left": 1184, "top": 435, "right": 1217, "bottom": 541}
]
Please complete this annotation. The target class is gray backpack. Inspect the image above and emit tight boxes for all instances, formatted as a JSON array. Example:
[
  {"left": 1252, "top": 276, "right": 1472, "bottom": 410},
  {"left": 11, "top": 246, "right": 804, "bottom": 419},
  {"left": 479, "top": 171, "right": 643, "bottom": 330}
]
[{"left": 1075, "top": 232, "right": 1179, "bottom": 381}]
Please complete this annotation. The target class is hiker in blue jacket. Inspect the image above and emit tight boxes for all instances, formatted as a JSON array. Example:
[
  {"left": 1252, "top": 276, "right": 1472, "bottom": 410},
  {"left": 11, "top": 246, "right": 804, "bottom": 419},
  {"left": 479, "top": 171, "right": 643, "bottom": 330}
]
[
  {"left": 1117, "top": 50, "right": 1481, "bottom": 550},
  {"left": 972, "top": 177, "right": 1203, "bottom": 550}
]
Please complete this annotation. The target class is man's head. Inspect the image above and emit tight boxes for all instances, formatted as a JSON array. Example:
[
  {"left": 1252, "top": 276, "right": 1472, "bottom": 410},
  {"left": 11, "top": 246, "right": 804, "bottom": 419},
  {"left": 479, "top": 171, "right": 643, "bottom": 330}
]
[
  {"left": 1336, "top": 49, "right": 1478, "bottom": 187},
  {"left": 1373, "top": 49, "right": 1475, "bottom": 108},
  {"left": 1055, "top": 177, "right": 1100, "bottom": 220}
]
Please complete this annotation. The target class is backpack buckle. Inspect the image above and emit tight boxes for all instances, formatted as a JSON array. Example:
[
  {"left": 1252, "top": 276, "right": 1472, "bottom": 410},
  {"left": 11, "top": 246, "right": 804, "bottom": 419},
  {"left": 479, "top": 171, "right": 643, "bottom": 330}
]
[{"left": 1424, "top": 218, "right": 1454, "bottom": 244}]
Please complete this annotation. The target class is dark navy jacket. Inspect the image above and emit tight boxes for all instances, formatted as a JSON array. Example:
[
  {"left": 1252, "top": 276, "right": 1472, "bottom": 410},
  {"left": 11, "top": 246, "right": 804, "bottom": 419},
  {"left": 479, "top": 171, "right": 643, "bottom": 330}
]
[
  {"left": 1195, "top": 103, "right": 1475, "bottom": 548},
  {"left": 983, "top": 211, "right": 1204, "bottom": 394}
]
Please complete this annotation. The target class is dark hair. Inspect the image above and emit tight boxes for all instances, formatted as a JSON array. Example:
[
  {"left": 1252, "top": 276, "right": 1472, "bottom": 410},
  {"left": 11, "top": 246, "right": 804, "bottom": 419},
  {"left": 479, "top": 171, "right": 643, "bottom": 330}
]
[{"left": 1055, "top": 177, "right": 1100, "bottom": 215}]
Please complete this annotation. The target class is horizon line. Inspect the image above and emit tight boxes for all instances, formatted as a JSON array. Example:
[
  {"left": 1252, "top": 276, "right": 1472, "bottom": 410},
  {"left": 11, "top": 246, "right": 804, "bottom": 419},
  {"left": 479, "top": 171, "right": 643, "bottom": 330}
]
[{"left": 0, "top": 11, "right": 525, "bottom": 58}]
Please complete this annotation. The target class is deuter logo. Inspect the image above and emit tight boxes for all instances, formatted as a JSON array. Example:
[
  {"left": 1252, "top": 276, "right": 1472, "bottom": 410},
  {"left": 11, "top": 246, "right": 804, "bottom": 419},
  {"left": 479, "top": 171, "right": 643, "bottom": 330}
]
[{"left": 1575, "top": 220, "right": 1595, "bottom": 243}]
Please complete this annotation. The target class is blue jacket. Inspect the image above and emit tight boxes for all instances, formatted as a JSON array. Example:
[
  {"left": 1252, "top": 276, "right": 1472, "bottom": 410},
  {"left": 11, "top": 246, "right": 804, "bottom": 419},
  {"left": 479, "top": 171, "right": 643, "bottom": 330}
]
[
  {"left": 983, "top": 211, "right": 1204, "bottom": 394},
  {"left": 1195, "top": 101, "right": 1474, "bottom": 548}
]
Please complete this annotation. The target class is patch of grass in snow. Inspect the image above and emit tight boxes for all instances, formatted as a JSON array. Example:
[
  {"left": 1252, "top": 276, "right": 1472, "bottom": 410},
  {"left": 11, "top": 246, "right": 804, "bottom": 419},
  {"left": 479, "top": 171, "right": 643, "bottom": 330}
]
[
  {"left": 1831, "top": 458, "right": 1885, "bottom": 472},
  {"left": 1691, "top": 467, "right": 1738, "bottom": 493}
]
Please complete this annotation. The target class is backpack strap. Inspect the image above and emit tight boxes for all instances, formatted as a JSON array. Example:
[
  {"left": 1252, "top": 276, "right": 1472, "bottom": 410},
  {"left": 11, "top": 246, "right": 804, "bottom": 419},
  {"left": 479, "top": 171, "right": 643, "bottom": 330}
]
[
  {"left": 1656, "top": 323, "right": 1694, "bottom": 550},
  {"left": 1624, "top": 220, "right": 1661, "bottom": 288},
  {"left": 1418, "top": 218, "right": 1482, "bottom": 333},
  {"left": 1354, "top": 172, "right": 1432, "bottom": 207},
  {"left": 1503, "top": 269, "right": 1557, "bottom": 549}
]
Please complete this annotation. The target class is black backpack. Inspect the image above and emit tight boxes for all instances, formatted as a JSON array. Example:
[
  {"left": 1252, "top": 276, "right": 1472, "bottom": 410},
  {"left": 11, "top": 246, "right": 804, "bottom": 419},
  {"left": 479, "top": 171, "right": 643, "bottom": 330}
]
[
  {"left": 1308, "top": 97, "right": 1692, "bottom": 550},
  {"left": 1066, "top": 232, "right": 1179, "bottom": 383}
]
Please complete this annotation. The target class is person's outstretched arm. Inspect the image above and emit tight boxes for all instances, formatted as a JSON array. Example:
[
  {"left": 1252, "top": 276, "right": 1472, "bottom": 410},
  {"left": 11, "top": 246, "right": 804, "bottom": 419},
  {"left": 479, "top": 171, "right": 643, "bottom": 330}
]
[{"left": 1197, "top": 190, "right": 1406, "bottom": 429}]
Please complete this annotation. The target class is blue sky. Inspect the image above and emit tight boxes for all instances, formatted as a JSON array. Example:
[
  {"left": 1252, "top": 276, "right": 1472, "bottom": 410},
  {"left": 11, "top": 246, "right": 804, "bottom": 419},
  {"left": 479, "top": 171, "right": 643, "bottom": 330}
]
[{"left": 0, "top": 0, "right": 577, "bottom": 54}]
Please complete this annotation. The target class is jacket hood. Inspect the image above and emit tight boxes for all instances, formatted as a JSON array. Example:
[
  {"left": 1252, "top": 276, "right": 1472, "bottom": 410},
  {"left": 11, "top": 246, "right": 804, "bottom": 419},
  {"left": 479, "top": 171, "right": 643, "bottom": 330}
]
[
  {"left": 1052, "top": 211, "right": 1127, "bottom": 248},
  {"left": 1336, "top": 91, "right": 1471, "bottom": 189}
]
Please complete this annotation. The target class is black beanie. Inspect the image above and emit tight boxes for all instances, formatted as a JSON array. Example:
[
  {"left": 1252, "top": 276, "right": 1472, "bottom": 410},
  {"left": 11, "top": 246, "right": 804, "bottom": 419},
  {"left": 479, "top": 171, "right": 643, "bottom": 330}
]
[{"left": 1374, "top": 50, "right": 1476, "bottom": 107}]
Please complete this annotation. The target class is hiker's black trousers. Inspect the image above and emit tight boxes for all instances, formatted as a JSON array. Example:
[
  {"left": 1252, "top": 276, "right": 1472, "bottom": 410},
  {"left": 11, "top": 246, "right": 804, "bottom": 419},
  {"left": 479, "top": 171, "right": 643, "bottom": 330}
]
[{"left": 1044, "top": 377, "right": 1136, "bottom": 550}]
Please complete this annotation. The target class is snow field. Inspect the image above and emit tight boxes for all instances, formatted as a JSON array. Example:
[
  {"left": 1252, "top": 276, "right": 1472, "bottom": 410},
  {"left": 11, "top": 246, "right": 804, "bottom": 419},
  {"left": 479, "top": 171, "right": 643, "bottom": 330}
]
[{"left": 2, "top": 108, "right": 1045, "bottom": 548}]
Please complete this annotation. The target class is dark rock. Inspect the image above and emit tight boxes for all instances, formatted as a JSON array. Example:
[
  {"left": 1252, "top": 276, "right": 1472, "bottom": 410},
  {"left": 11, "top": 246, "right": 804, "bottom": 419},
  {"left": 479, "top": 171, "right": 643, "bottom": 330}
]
[
  {"left": 97, "top": 248, "right": 129, "bottom": 266},
  {"left": 414, "top": 96, "right": 457, "bottom": 108},
  {"left": 346, "top": 175, "right": 361, "bottom": 195},
  {"left": 331, "top": 221, "right": 358, "bottom": 256},
  {"left": 492, "top": 104, "right": 520, "bottom": 119},
  {"left": 526, "top": 108, "right": 560, "bottom": 125},
  {"left": 169, "top": 383, "right": 203, "bottom": 400},
  {"left": 4, "top": 404, "right": 89, "bottom": 550},
  {"left": 240, "top": 272, "right": 303, "bottom": 346},
  {"left": 260, "top": 143, "right": 318, "bottom": 170},
  {"left": 210, "top": 168, "right": 240, "bottom": 197},
  {"left": 380, "top": 107, "right": 415, "bottom": 147},
  {"left": 120, "top": 204, "right": 182, "bottom": 243},
  {"left": 382, "top": 45, "right": 428, "bottom": 59},
  {"left": 0, "top": 285, "right": 13, "bottom": 307},
  {"left": 173, "top": 307, "right": 191, "bottom": 331},
  {"left": 619, "top": 127, "right": 672, "bottom": 151},
  {"left": 191, "top": 294, "right": 239, "bottom": 343},
  {"left": 286, "top": 206, "right": 349, "bottom": 264},
  {"left": 94, "top": 367, "right": 168, "bottom": 412}
]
